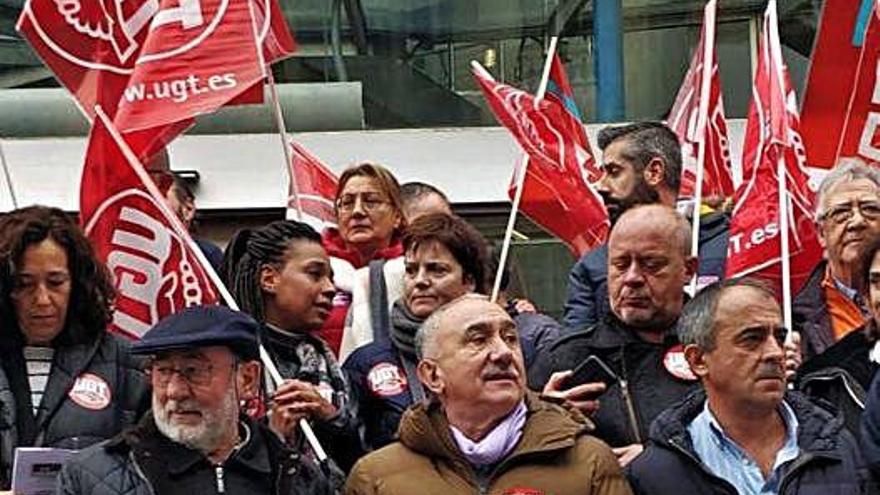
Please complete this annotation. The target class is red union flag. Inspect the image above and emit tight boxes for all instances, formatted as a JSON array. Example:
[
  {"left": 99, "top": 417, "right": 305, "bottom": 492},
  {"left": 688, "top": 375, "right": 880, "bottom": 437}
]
[
  {"left": 287, "top": 140, "right": 339, "bottom": 232},
  {"left": 472, "top": 62, "right": 609, "bottom": 256},
  {"left": 112, "top": 0, "right": 267, "bottom": 132},
  {"left": 81, "top": 109, "right": 219, "bottom": 339},
  {"left": 17, "top": 0, "right": 294, "bottom": 137},
  {"left": 668, "top": 0, "right": 734, "bottom": 199},
  {"left": 545, "top": 53, "right": 601, "bottom": 183},
  {"left": 800, "top": 0, "right": 875, "bottom": 168},
  {"left": 726, "top": 0, "right": 821, "bottom": 298}
]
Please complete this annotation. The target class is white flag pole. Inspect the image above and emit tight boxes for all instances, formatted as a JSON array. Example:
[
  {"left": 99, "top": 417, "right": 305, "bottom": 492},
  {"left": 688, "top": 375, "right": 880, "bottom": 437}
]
[
  {"left": 487, "top": 35, "right": 559, "bottom": 303},
  {"left": 267, "top": 71, "right": 305, "bottom": 221},
  {"left": 0, "top": 140, "right": 17, "bottom": 210},
  {"left": 688, "top": 0, "right": 716, "bottom": 296},
  {"left": 94, "top": 106, "right": 327, "bottom": 462}
]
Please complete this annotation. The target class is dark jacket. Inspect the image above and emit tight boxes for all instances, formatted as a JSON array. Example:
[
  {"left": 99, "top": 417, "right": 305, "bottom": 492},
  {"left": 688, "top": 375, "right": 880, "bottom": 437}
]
[
  {"left": 260, "top": 325, "right": 363, "bottom": 472},
  {"left": 343, "top": 339, "right": 413, "bottom": 452},
  {"left": 527, "top": 314, "right": 699, "bottom": 447},
  {"left": 796, "top": 323, "right": 878, "bottom": 438},
  {"left": 627, "top": 389, "right": 871, "bottom": 494},
  {"left": 859, "top": 362, "right": 880, "bottom": 477},
  {"left": 0, "top": 332, "right": 149, "bottom": 489},
  {"left": 345, "top": 392, "right": 632, "bottom": 495},
  {"left": 793, "top": 261, "right": 850, "bottom": 361},
  {"left": 562, "top": 211, "right": 729, "bottom": 331},
  {"left": 57, "top": 413, "right": 337, "bottom": 495},
  {"left": 512, "top": 310, "right": 563, "bottom": 370}
]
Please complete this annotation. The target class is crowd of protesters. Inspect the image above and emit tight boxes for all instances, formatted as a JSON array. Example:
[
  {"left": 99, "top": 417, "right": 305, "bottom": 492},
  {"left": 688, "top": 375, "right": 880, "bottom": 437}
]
[{"left": 5, "top": 121, "right": 880, "bottom": 493}]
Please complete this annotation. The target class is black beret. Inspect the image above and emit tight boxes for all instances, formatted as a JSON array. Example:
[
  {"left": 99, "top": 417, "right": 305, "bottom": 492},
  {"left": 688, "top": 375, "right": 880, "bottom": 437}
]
[{"left": 131, "top": 305, "right": 259, "bottom": 360}]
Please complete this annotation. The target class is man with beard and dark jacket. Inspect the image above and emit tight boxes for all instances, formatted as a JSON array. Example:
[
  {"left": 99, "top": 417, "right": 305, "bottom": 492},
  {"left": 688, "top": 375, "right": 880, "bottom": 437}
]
[
  {"left": 793, "top": 158, "right": 880, "bottom": 360},
  {"left": 57, "top": 306, "right": 338, "bottom": 495},
  {"left": 628, "top": 278, "right": 868, "bottom": 495},
  {"left": 530, "top": 205, "right": 701, "bottom": 467},
  {"left": 346, "top": 295, "right": 632, "bottom": 495},
  {"left": 562, "top": 122, "right": 729, "bottom": 330}
]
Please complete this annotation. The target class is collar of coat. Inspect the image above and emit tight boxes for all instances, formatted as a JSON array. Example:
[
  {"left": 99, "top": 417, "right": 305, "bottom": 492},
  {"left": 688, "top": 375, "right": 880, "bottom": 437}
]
[{"left": 396, "top": 391, "right": 593, "bottom": 467}]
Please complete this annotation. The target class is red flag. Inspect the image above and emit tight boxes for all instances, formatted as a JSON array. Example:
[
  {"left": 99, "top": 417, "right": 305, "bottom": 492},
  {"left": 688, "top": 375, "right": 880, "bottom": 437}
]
[
  {"left": 725, "top": 0, "right": 821, "bottom": 298},
  {"left": 545, "top": 54, "right": 601, "bottom": 183},
  {"left": 80, "top": 108, "right": 219, "bottom": 339},
  {"left": 112, "top": 0, "right": 267, "bottom": 132},
  {"left": 668, "top": 0, "right": 734, "bottom": 199},
  {"left": 472, "top": 62, "right": 609, "bottom": 256},
  {"left": 287, "top": 140, "right": 339, "bottom": 232},
  {"left": 800, "top": 0, "right": 876, "bottom": 168}
]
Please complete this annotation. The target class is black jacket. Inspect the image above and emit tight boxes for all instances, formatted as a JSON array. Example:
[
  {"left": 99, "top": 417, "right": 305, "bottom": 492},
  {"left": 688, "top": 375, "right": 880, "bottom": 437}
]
[
  {"left": 793, "top": 261, "right": 836, "bottom": 360},
  {"left": 527, "top": 314, "right": 699, "bottom": 447},
  {"left": 562, "top": 211, "right": 729, "bottom": 331},
  {"left": 797, "top": 323, "right": 878, "bottom": 438},
  {"left": 57, "top": 413, "right": 338, "bottom": 495},
  {"left": 0, "top": 332, "right": 149, "bottom": 489},
  {"left": 627, "top": 390, "right": 871, "bottom": 494}
]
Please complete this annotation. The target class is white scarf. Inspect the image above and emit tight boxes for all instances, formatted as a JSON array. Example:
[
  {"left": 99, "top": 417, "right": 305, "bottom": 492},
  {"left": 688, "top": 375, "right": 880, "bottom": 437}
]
[{"left": 449, "top": 400, "right": 528, "bottom": 467}]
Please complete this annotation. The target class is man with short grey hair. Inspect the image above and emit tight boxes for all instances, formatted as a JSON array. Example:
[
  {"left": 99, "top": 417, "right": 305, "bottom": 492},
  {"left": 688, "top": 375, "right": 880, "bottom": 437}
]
[
  {"left": 627, "top": 278, "right": 867, "bottom": 494},
  {"left": 346, "top": 295, "right": 631, "bottom": 495},
  {"left": 794, "top": 157, "right": 880, "bottom": 359}
]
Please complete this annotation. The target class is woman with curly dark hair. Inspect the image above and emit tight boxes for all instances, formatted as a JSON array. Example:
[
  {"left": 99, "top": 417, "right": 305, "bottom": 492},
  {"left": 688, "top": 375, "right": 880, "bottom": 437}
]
[{"left": 0, "top": 206, "right": 150, "bottom": 489}]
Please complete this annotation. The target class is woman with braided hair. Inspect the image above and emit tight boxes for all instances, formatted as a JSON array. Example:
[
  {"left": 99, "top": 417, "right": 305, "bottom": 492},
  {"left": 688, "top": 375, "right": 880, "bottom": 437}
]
[{"left": 222, "top": 220, "right": 363, "bottom": 472}]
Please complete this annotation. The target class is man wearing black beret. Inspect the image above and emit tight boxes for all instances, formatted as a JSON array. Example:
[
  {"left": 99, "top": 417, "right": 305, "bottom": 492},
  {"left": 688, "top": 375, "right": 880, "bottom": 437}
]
[{"left": 57, "top": 305, "right": 338, "bottom": 495}]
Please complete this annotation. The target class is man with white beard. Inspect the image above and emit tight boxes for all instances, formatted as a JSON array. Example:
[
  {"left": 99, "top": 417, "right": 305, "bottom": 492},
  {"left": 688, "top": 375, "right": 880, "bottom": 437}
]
[{"left": 57, "top": 305, "right": 338, "bottom": 495}]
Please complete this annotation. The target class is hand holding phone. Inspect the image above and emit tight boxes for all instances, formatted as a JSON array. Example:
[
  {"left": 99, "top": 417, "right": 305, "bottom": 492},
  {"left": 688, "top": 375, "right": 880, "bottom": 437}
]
[{"left": 562, "top": 355, "right": 619, "bottom": 393}]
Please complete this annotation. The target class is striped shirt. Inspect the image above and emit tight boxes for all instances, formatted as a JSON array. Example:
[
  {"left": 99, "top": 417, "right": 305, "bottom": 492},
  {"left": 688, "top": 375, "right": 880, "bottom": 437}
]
[{"left": 23, "top": 346, "right": 54, "bottom": 416}]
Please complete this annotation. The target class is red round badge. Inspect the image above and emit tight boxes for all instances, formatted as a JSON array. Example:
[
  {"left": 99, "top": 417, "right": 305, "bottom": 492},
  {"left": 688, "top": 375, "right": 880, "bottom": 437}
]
[
  {"left": 663, "top": 344, "right": 698, "bottom": 381},
  {"left": 68, "top": 373, "right": 112, "bottom": 410},
  {"left": 367, "top": 362, "right": 408, "bottom": 397},
  {"left": 502, "top": 488, "right": 544, "bottom": 495}
]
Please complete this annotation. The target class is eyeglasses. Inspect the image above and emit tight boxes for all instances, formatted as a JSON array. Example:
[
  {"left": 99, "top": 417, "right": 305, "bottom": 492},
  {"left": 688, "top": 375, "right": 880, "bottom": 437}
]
[
  {"left": 336, "top": 193, "right": 389, "bottom": 213},
  {"left": 148, "top": 360, "right": 218, "bottom": 387},
  {"left": 819, "top": 201, "right": 880, "bottom": 225}
]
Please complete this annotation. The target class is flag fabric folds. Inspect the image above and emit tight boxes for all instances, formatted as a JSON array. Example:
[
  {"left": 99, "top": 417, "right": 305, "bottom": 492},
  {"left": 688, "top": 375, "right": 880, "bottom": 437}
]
[
  {"left": 725, "top": 0, "right": 822, "bottom": 298},
  {"left": 80, "top": 108, "right": 220, "bottom": 339},
  {"left": 667, "top": 0, "right": 734, "bottom": 199},
  {"left": 287, "top": 140, "right": 339, "bottom": 232},
  {"left": 472, "top": 62, "right": 609, "bottom": 257}
]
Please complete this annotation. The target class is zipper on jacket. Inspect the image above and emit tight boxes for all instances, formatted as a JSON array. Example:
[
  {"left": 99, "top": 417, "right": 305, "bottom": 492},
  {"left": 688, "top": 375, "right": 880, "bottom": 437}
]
[
  {"left": 801, "top": 370, "right": 866, "bottom": 410},
  {"left": 129, "top": 451, "right": 157, "bottom": 495},
  {"left": 620, "top": 379, "right": 642, "bottom": 444},
  {"left": 776, "top": 453, "right": 817, "bottom": 494},
  {"left": 215, "top": 465, "right": 226, "bottom": 493},
  {"left": 667, "top": 438, "right": 739, "bottom": 494}
]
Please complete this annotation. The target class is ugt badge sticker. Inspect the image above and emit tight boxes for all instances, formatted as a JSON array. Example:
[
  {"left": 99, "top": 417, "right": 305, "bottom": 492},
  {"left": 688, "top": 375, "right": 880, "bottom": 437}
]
[
  {"left": 68, "top": 373, "right": 112, "bottom": 410},
  {"left": 367, "top": 362, "right": 407, "bottom": 397},
  {"left": 663, "top": 344, "right": 698, "bottom": 381}
]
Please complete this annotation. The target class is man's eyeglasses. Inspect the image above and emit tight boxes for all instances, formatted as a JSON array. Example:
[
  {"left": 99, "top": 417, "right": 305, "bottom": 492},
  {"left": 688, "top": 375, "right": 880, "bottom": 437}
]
[
  {"left": 819, "top": 201, "right": 880, "bottom": 225},
  {"left": 147, "top": 361, "right": 216, "bottom": 387},
  {"left": 336, "top": 193, "right": 389, "bottom": 213}
]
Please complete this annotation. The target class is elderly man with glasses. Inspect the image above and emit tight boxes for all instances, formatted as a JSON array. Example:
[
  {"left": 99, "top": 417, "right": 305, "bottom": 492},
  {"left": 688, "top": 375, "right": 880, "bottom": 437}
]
[
  {"left": 57, "top": 305, "right": 338, "bottom": 495},
  {"left": 793, "top": 158, "right": 880, "bottom": 360}
]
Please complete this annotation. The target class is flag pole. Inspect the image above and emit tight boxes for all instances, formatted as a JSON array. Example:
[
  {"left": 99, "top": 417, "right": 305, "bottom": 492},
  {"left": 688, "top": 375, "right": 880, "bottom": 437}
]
[
  {"left": 267, "top": 70, "right": 305, "bottom": 221},
  {"left": 488, "top": 35, "right": 559, "bottom": 303},
  {"left": 688, "top": 0, "right": 716, "bottom": 295},
  {"left": 94, "top": 107, "right": 328, "bottom": 462},
  {"left": 0, "top": 139, "right": 18, "bottom": 209}
]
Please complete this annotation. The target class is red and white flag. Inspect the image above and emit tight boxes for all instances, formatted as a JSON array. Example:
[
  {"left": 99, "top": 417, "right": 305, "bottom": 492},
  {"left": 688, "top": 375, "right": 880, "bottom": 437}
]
[
  {"left": 80, "top": 108, "right": 219, "bottom": 340},
  {"left": 667, "top": 0, "right": 734, "bottom": 199},
  {"left": 800, "top": 0, "right": 878, "bottom": 168},
  {"left": 725, "top": 0, "right": 822, "bottom": 298},
  {"left": 287, "top": 140, "right": 339, "bottom": 232},
  {"left": 472, "top": 61, "right": 609, "bottom": 257}
]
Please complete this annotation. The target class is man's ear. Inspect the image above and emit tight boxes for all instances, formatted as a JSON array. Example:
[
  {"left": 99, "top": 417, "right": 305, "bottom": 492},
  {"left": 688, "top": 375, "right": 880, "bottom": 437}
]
[
  {"left": 684, "top": 344, "right": 708, "bottom": 379},
  {"left": 642, "top": 157, "right": 666, "bottom": 187},
  {"left": 417, "top": 359, "right": 444, "bottom": 396},
  {"left": 684, "top": 256, "right": 699, "bottom": 282},
  {"left": 260, "top": 265, "right": 278, "bottom": 294},
  {"left": 236, "top": 360, "right": 262, "bottom": 401}
]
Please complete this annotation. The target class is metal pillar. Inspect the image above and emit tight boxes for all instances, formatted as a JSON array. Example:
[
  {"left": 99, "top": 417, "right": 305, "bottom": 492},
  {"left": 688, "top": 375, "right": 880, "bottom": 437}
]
[{"left": 594, "top": 0, "right": 625, "bottom": 121}]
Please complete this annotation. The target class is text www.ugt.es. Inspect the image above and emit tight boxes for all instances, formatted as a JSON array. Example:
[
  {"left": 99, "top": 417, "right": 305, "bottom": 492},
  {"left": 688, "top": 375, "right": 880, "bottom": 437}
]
[{"left": 123, "top": 73, "right": 238, "bottom": 103}]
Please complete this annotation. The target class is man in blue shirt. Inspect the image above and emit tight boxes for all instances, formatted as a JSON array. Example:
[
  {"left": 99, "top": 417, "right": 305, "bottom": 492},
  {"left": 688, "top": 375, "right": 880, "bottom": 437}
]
[{"left": 626, "top": 278, "right": 868, "bottom": 494}]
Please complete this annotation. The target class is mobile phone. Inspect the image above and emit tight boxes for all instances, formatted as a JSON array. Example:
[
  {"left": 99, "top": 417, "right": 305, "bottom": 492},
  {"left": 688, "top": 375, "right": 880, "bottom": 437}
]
[{"left": 562, "top": 355, "right": 618, "bottom": 393}]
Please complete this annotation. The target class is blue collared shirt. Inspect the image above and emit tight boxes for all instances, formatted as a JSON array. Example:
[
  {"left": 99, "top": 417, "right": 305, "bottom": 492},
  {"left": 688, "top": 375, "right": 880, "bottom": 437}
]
[{"left": 687, "top": 400, "right": 800, "bottom": 495}]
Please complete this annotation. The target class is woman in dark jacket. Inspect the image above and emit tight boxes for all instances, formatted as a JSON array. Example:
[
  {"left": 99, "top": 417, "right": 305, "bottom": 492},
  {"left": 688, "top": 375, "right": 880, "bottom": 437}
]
[
  {"left": 223, "top": 220, "right": 361, "bottom": 471},
  {"left": 343, "top": 213, "right": 488, "bottom": 451},
  {"left": 0, "top": 206, "right": 149, "bottom": 489}
]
